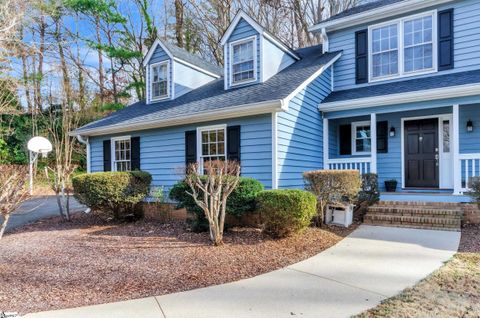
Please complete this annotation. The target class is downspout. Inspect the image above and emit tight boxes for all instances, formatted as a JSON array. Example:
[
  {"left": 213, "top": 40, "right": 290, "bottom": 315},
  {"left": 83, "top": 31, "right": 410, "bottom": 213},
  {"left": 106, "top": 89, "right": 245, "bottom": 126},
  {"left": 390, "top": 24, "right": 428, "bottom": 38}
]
[
  {"left": 76, "top": 134, "right": 91, "bottom": 173},
  {"left": 321, "top": 28, "right": 329, "bottom": 54}
]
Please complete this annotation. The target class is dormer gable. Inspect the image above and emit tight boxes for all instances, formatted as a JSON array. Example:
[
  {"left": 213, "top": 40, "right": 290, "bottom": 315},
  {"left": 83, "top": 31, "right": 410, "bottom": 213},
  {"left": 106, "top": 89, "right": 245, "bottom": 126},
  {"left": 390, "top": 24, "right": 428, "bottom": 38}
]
[
  {"left": 143, "top": 39, "right": 222, "bottom": 104},
  {"left": 221, "top": 11, "right": 300, "bottom": 90}
]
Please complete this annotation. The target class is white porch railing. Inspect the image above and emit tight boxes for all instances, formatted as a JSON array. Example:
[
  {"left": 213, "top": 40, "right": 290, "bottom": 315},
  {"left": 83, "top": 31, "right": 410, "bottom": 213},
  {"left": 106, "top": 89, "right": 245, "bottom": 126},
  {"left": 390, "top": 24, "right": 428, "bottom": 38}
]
[
  {"left": 326, "top": 158, "right": 371, "bottom": 175},
  {"left": 459, "top": 153, "right": 480, "bottom": 192}
]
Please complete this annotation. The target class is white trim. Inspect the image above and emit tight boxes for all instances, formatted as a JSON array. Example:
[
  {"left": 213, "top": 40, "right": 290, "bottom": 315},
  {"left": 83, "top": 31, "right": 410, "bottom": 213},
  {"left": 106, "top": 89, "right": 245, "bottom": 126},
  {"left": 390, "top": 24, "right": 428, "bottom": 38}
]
[
  {"left": 439, "top": 114, "right": 453, "bottom": 189},
  {"left": 143, "top": 39, "right": 173, "bottom": 67},
  {"left": 172, "top": 57, "right": 221, "bottom": 79},
  {"left": 74, "top": 100, "right": 283, "bottom": 137},
  {"left": 196, "top": 124, "right": 227, "bottom": 174},
  {"left": 309, "top": 0, "right": 455, "bottom": 33},
  {"left": 259, "top": 35, "right": 264, "bottom": 83},
  {"left": 321, "top": 28, "right": 329, "bottom": 54},
  {"left": 368, "top": 10, "right": 438, "bottom": 83},
  {"left": 319, "top": 83, "right": 480, "bottom": 112},
  {"left": 111, "top": 135, "right": 131, "bottom": 172},
  {"left": 370, "top": 113, "right": 377, "bottom": 173},
  {"left": 453, "top": 104, "right": 461, "bottom": 194},
  {"left": 149, "top": 60, "right": 171, "bottom": 102},
  {"left": 271, "top": 112, "right": 278, "bottom": 189},
  {"left": 283, "top": 52, "right": 342, "bottom": 108},
  {"left": 76, "top": 135, "right": 90, "bottom": 173},
  {"left": 229, "top": 35, "right": 258, "bottom": 87},
  {"left": 351, "top": 121, "right": 372, "bottom": 156},
  {"left": 323, "top": 117, "right": 329, "bottom": 169}
]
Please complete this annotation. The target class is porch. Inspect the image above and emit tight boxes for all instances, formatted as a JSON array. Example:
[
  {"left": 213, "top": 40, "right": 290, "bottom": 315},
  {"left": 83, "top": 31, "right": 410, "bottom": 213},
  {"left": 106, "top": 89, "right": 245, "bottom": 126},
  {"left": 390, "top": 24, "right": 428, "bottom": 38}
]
[{"left": 322, "top": 102, "right": 480, "bottom": 199}]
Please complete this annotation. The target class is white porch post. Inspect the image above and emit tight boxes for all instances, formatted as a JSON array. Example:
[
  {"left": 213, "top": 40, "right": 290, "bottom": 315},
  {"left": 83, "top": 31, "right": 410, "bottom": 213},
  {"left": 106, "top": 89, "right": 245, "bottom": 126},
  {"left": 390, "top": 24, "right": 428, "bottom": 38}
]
[
  {"left": 453, "top": 104, "right": 461, "bottom": 195},
  {"left": 370, "top": 113, "right": 377, "bottom": 174},
  {"left": 323, "top": 117, "right": 329, "bottom": 170}
]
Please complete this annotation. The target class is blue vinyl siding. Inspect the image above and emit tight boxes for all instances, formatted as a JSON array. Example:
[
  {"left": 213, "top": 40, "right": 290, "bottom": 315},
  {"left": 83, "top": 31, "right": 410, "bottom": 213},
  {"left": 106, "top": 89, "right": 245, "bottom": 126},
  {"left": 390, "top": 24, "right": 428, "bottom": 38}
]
[
  {"left": 276, "top": 68, "right": 332, "bottom": 188},
  {"left": 329, "top": 0, "right": 480, "bottom": 91},
  {"left": 225, "top": 18, "right": 261, "bottom": 89},
  {"left": 459, "top": 103, "right": 480, "bottom": 153},
  {"left": 89, "top": 115, "right": 273, "bottom": 190}
]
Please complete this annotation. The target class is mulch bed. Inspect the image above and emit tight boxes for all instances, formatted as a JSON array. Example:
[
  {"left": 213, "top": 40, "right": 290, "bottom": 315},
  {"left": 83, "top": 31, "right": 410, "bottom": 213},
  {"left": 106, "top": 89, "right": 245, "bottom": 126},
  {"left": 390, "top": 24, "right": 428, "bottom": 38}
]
[{"left": 0, "top": 213, "right": 355, "bottom": 314}]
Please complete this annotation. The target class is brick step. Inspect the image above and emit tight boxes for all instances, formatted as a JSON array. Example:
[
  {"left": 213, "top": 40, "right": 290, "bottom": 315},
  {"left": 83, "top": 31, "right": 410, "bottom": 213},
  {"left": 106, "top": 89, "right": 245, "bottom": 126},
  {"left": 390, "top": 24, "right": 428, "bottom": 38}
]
[
  {"left": 376, "top": 201, "right": 462, "bottom": 208},
  {"left": 367, "top": 206, "right": 463, "bottom": 217},
  {"left": 363, "top": 220, "right": 461, "bottom": 232},
  {"left": 364, "top": 214, "right": 462, "bottom": 227}
]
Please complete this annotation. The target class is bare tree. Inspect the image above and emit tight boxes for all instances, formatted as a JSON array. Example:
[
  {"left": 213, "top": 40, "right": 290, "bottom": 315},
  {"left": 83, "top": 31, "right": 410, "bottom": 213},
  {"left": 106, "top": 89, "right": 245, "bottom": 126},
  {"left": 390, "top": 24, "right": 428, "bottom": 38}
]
[
  {"left": 0, "top": 165, "right": 29, "bottom": 239},
  {"left": 185, "top": 160, "right": 241, "bottom": 245}
]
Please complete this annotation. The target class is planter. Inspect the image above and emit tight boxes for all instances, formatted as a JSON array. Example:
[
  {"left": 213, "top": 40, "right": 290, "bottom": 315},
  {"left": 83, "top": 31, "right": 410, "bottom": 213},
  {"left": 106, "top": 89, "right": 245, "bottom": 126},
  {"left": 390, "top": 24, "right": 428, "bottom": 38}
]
[{"left": 384, "top": 180, "right": 398, "bottom": 192}]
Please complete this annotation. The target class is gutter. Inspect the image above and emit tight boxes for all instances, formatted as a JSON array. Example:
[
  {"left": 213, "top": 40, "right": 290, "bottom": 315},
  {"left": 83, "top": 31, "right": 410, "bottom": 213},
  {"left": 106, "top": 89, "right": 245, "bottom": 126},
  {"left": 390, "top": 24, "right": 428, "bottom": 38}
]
[
  {"left": 318, "top": 83, "right": 480, "bottom": 112},
  {"left": 76, "top": 135, "right": 91, "bottom": 173}
]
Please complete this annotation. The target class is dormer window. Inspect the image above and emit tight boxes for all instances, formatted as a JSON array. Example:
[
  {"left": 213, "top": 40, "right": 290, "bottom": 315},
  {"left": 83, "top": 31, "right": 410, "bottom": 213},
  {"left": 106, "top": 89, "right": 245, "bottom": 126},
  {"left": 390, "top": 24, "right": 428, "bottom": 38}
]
[
  {"left": 230, "top": 36, "right": 256, "bottom": 85},
  {"left": 151, "top": 61, "right": 169, "bottom": 100}
]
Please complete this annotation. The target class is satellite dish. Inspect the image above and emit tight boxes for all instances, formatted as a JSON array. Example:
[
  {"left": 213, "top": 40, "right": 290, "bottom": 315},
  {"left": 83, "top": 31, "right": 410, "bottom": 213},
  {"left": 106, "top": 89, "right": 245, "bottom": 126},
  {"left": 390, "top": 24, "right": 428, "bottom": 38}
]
[{"left": 27, "top": 136, "right": 52, "bottom": 156}]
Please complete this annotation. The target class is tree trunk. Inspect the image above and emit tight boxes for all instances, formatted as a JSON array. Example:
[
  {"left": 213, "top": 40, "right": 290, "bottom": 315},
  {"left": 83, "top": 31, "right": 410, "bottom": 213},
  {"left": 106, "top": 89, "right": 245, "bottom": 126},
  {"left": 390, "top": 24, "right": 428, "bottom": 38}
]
[
  {"left": 34, "top": 15, "right": 45, "bottom": 112},
  {"left": 0, "top": 214, "right": 10, "bottom": 239},
  {"left": 95, "top": 15, "right": 105, "bottom": 105},
  {"left": 175, "top": 0, "right": 184, "bottom": 48}
]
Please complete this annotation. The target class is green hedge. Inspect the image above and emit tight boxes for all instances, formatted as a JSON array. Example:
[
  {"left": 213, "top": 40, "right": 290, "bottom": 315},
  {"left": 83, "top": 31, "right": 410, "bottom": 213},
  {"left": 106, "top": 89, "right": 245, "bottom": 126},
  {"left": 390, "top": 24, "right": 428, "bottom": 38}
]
[
  {"left": 72, "top": 171, "right": 152, "bottom": 220},
  {"left": 169, "top": 177, "right": 264, "bottom": 231},
  {"left": 257, "top": 189, "right": 317, "bottom": 238}
]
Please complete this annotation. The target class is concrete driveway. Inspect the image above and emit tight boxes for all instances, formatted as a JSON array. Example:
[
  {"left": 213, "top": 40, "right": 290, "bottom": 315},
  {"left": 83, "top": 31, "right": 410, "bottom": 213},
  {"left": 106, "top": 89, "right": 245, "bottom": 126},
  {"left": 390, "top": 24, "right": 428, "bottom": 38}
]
[
  {"left": 2, "top": 196, "right": 85, "bottom": 232},
  {"left": 24, "top": 225, "right": 460, "bottom": 318}
]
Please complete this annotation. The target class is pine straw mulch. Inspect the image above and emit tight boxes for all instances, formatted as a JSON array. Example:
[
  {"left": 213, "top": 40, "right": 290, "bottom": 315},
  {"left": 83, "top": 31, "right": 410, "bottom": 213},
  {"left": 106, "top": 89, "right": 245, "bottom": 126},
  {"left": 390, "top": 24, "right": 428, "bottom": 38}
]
[
  {"left": 355, "top": 224, "right": 480, "bottom": 318},
  {"left": 0, "top": 213, "right": 355, "bottom": 315}
]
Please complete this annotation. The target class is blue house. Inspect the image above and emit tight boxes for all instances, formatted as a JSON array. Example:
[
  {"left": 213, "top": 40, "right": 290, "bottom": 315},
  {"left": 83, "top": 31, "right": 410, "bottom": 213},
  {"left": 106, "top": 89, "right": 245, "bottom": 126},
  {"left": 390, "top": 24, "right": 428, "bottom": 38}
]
[{"left": 74, "top": 0, "right": 480, "bottom": 203}]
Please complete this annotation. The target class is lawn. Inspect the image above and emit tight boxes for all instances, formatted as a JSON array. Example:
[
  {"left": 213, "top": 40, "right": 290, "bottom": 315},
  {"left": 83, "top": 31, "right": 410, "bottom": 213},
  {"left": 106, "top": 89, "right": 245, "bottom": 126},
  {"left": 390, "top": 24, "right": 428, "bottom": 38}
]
[
  {"left": 0, "top": 213, "right": 354, "bottom": 314},
  {"left": 356, "top": 224, "right": 480, "bottom": 318}
]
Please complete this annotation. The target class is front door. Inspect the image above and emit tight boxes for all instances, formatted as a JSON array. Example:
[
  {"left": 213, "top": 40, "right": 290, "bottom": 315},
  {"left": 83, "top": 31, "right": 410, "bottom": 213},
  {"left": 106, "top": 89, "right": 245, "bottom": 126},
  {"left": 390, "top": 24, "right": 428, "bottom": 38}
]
[{"left": 404, "top": 118, "right": 439, "bottom": 188}]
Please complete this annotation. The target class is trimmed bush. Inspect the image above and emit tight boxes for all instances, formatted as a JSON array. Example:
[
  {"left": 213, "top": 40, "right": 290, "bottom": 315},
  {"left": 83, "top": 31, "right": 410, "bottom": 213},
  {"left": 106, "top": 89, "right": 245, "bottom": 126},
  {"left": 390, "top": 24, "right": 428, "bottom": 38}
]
[
  {"left": 73, "top": 171, "right": 152, "bottom": 220},
  {"left": 303, "top": 170, "right": 361, "bottom": 225},
  {"left": 169, "top": 177, "right": 264, "bottom": 231},
  {"left": 358, "top": 173, "right": 380, "bottom": 205},
  {"left": 257, "top": 189, "right": 316, "bottom": 238},
  {"left": 467, "top": 176, "right": 480, "bottom": 204}
]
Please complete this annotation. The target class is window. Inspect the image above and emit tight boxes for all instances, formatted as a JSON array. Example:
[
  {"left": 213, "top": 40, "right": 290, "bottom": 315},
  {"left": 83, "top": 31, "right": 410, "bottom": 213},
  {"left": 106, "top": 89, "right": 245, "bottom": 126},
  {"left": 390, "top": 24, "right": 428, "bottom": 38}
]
[
  {"left": 151, "top": 62, "right": 169, "bottom": 99},
  {"left": 112, "top": 137, "right": 131, "bottom": 171},
  {"left": 230, "top": 37, "right": 256, "bottom": 85},
  {"left": 369, "top": 11, "right": 436, "bottom": 81},
  {"left": 197, "top": 125, "right": 226, "bottom": 173},
  {"left": 443, "top": 120, "right": 450, "bottom": 153},
  {"left": 352, "top": 121, "right": 371, "bottom": 155}
]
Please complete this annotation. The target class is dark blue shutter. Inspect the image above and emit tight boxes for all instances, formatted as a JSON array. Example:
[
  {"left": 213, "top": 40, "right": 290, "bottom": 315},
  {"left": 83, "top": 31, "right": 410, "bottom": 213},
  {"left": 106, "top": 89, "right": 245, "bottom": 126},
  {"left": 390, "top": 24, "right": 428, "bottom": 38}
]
[
  {"left": 185, "top": 130, "right": 197, "bottom": 167},
  {"left": 103, "top": 140, "right": 111, "bottom": 171},
  {"left": 377, "top": 121, "right": 388, "bottom": 154},
  {"left": 438, "top": 9, "right": 454, "bottom": 71},
  {"left": 355, "top": 29, "right": 368, "bottom": 84},
  {"left": 339, "top": 124, "right": 352, "bottom": 155},
  {"left": 131, "top": 137, "right": 141, "bottom": 170},
  {"left": 227, "top": 126, "right": 241, "bottom": 162}
]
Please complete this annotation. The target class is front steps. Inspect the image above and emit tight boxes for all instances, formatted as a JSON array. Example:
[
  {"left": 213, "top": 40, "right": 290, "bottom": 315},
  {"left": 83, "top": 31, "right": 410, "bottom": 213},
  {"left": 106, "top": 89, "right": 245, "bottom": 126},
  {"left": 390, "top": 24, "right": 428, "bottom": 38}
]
[{"left": 364, "top": 201, "right": 463, "bottom": 231}]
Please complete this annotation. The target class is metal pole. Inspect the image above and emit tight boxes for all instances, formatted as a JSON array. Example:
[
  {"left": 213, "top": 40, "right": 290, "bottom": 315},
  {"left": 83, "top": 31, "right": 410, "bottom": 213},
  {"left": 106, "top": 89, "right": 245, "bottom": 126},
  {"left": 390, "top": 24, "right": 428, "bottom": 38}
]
[{"left": 29, "top": 151, "right": 33, "bottom": 195}]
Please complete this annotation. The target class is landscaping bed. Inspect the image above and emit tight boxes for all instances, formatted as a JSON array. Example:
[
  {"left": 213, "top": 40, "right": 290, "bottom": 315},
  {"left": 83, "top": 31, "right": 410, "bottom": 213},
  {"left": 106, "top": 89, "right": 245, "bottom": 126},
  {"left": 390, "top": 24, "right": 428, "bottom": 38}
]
[
  {"left": 0, "top": 213, "right": 355, "bottom": 314},
  {"left": 356, "top": 224, "right": 480, "bottom": 318}
]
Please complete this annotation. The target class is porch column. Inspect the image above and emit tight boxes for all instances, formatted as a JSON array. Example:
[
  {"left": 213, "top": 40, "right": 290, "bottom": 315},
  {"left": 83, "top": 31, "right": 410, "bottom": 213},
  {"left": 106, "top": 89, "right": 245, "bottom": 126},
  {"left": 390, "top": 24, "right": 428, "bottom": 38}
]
[
  {"left": 453, "top": 104, "right": 461, "bottom": 195},
  {"left": 323, "top": 117, "right": 329, "bottom": 170},
  {"left": 370, "top": 113, "right": 377, "bottom": 174}
]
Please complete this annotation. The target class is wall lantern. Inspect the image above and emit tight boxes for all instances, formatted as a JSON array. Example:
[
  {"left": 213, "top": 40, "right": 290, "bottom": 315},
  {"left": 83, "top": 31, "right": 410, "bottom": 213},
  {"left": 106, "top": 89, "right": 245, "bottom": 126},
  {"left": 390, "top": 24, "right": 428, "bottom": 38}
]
[
  {"left": 389, "top": 126, "right": 396, "bottom": 137},
  {"left": 467, "top": 120, "right": 474, "bottom": 132}
]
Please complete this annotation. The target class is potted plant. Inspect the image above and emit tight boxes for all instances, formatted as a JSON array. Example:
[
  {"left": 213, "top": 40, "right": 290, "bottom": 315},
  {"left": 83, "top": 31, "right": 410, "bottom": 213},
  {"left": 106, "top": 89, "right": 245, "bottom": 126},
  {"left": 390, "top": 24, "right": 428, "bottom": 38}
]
[{"left": 384, "top": 179, "right": 398, "bottom": 192}]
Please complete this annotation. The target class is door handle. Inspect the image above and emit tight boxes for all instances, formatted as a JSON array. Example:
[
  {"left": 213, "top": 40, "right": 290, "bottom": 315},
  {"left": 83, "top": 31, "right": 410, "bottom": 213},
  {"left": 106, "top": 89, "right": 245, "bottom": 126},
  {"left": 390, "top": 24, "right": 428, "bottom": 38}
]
[{"left": 435, "top": 154, "right": 439, "bottom": 166}]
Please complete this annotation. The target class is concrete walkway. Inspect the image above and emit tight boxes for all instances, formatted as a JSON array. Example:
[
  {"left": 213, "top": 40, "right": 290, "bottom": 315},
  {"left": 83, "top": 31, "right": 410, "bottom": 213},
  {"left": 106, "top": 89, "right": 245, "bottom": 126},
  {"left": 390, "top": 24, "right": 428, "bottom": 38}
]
[{"left": 24, "top": 225, "right": 460, "bottom": 318}]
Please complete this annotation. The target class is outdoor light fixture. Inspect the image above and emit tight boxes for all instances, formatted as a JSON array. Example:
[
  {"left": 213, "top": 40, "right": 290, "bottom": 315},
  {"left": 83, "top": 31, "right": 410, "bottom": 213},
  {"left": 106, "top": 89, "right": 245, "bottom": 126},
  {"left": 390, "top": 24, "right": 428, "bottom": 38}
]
[
  {"left": 467, "top": 120, "right": 474, "bottom": 132},
  {"left": 389, "top": 126, "right": 396, "bottom": 137}
]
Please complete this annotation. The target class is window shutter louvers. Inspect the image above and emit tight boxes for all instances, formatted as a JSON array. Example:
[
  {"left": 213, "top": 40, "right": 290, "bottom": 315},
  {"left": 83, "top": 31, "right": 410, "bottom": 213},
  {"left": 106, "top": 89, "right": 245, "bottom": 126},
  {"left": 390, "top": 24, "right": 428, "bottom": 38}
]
[
  {"left": 185, "top": 130, "right": 197, "bottom": 168},
  {"left": 376, "top": 121, "right": 388, "bottom": 154},
  {"left": 355, "top": 29, "right": 368, "bottom": 84},
  {"left": 103, "top": 140, "right": 111, "bottom": 172},
  {"left": 131, "top": 137, "right": 141, "bottom": 170},
  {"left": 438, "top": 9, "right": 454, "bottom": 71},
  {"left": 339, "top": 124, "right": 352, "bottom": 155},
  {"left": 227, "top": 126, "right": 241, "bottom": 162}
]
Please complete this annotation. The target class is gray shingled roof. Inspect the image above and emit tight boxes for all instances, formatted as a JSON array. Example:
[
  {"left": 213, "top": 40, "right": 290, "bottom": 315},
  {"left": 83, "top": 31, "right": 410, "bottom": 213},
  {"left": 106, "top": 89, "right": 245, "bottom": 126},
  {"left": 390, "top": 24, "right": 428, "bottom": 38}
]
[
  {"left": 162, "top": 41, "right": 223, "bottom": 76},
  {"left": 323, "top": 0, "right": 406, "bottom": 23},
  {"left": 322, "top": 69, "right": 480, "bottom": 104},
  {"left": 76, "top": 45, "right": 340, "bottom": 134}
]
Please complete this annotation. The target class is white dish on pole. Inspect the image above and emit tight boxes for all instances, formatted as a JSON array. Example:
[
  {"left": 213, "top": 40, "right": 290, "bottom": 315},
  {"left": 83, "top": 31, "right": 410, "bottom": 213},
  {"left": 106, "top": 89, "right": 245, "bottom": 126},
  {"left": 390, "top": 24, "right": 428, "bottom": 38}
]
[{"left": 27, "top": 136, "right": 53, "bottom": 194}]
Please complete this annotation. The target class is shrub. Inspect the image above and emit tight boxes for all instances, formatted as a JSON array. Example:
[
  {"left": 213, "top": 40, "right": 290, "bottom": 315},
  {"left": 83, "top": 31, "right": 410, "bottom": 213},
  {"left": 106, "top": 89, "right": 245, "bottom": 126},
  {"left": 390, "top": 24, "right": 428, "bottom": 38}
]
[
  {"left": 303, "top": 170, "right": 361, "bottom": 225},
  {"left": 73, "top": 171, "right": 152, "bottom": 220},
  {"left": 358, "top": 173, "right": 380, "bottom": 205},
  {"left": 169, "top": 177, "right": 264, "bottom": 232},
  {"left": 467, "top": 176, "right": 480, "bottom": 204},
  {"left": 257, "top": 189, "right": 316, "bottom": 238}
]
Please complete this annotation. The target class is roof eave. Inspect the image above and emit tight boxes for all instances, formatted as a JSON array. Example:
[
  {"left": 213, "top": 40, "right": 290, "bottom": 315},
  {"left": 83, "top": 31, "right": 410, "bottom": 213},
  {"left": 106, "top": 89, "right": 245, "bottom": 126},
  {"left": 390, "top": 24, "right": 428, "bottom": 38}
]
[
  {"left": 318, "top": 83, "right": 480, "bottom": 112},
  {"left": 309, "top": 0, "right": 455, "bottom": 33},
  {"left": 72, "top": 100, "right": 284, "bottom": 137}
]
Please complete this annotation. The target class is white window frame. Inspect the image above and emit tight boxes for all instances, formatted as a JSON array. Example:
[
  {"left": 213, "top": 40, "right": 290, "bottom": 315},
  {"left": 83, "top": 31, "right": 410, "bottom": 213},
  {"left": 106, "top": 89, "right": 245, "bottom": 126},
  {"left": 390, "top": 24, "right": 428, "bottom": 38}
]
[
  {"left": 196, "top": 124, "right": 227, "bottom": 174},
  {"left": 368, "top": 10, "right": 438, "bottom": 83},
  {"left": 111, "top": 136, "right": 132, "bottom": 172},
  {"left": 150, "top": 61, "right": 170, "bottom": 101},
  {"left": 351, "top": 121, "right": 372, "bottom": 155},
  {"left": 229, "top": 35, "right": 257, "bottom": 87}
]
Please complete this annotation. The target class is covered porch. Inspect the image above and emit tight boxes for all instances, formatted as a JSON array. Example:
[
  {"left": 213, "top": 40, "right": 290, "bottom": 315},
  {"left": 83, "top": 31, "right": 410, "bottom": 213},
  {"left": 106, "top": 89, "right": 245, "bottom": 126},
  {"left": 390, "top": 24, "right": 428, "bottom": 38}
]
[{"left": 321, "top": 98, "right": 480, "bottom": 200}]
